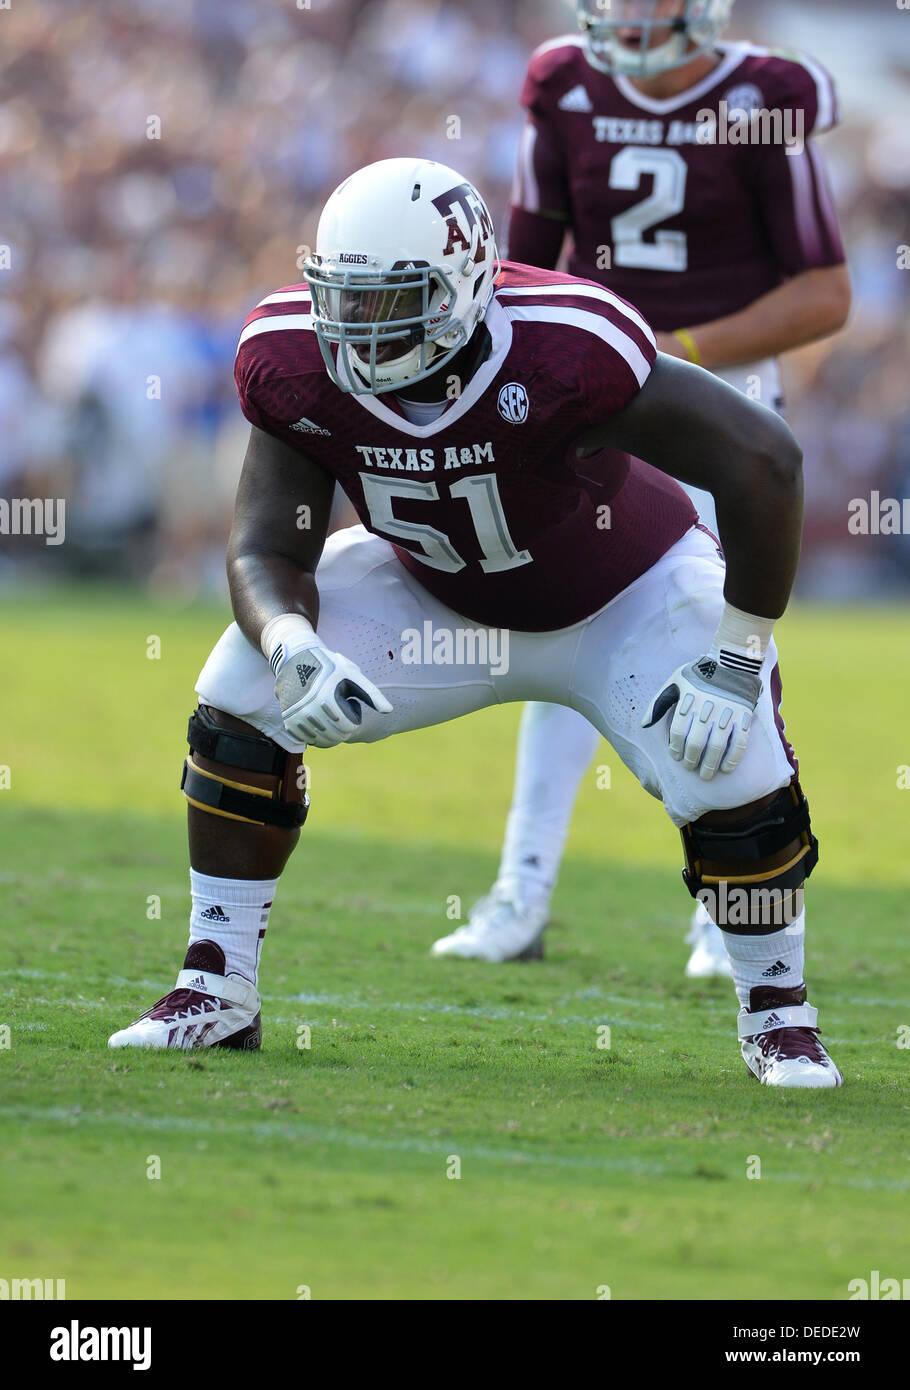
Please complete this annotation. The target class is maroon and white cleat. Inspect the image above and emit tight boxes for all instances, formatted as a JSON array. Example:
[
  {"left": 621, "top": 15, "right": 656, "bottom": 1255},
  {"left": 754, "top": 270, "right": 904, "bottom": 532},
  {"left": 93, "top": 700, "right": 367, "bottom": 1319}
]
[
  {"left": 739, "top": 985, "right": 842, "bottom": 1088},
  {"left": 108, "top": 941, "right": 261, "bottom": 1051}
]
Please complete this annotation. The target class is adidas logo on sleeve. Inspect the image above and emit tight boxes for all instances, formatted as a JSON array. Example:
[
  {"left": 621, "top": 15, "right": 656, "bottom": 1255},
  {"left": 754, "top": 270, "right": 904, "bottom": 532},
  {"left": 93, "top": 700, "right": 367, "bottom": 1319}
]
[{"left": 558, "top": 84, "right": 593, "bottom": 113}]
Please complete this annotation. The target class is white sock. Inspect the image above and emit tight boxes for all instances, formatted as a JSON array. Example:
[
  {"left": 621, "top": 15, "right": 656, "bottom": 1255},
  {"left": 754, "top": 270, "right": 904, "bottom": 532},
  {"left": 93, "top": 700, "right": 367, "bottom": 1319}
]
[
  {"left": 188, "top": 870, "right": 278, "bottom": 986},
  {"left": 497, "top": 702, "right": 600, "bottom": 902},
  {"left": 721, "top": 910, "right": 806, "bottom": 1009}
]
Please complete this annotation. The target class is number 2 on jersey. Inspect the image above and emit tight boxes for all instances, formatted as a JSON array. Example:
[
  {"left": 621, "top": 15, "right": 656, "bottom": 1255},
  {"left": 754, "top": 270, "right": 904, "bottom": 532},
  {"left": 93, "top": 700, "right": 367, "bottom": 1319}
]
[
  {"left": 359, "top": 472, "right": 532, "bottom": 575},
  {"left": 609, "top": 146, "right": 688, "bottom": 273}
]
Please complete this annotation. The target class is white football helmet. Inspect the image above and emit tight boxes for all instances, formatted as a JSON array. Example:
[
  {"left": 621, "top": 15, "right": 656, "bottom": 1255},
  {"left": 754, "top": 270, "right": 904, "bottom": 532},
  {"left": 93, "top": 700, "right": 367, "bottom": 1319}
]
[
  {"left": 576, "top": 0, "right": 734, "bottom": 78},
  {"left": 304, "top": 158, "right": 499, "bottom": 395}
]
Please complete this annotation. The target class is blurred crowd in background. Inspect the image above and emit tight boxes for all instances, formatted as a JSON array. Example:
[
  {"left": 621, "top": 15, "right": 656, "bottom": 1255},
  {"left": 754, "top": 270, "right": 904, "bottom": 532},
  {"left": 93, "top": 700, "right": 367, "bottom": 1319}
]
[{"left": 1, "top": 0, "right": 909, "bottom": 597}]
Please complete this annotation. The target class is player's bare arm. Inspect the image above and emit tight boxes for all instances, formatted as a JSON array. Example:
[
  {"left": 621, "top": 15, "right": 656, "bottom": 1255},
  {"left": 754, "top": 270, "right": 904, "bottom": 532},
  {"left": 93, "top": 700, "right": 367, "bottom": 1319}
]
[
  {"left": 578, "top": 351, "right": 803, "bottom": 778},
  {"left": 578, "top": 352, "right": 803, "bottom": 619},
  {"left": 227, "top": 424, "right": 391, "bottom": 750},
  {"left": 226, "top": 425, "right": 333, "bottom": 647},
  {"left": 657, "top": 263, "right": 852, "bottom": 370}
]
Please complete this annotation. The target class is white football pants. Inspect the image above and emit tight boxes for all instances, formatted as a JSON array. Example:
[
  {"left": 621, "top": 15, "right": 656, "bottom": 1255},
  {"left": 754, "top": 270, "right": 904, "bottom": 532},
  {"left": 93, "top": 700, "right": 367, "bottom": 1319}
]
[{"left": 196, "top": 522, "right": 796, "bottom": 832}]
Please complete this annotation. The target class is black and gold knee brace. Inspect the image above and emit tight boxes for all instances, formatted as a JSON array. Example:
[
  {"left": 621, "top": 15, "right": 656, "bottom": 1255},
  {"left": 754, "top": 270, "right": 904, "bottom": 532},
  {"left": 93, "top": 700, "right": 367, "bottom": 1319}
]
[
  {"left": 680, "top": 779, "right": 817, "bottom": 928},
  {"left": 180, "top": 706, "right": 308, "bottom": 828}
]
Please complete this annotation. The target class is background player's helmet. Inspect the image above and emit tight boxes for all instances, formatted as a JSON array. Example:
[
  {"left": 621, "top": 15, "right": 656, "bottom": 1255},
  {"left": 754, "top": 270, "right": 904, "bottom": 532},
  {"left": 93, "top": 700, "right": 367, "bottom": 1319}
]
[
  {"left": 576, "top": 0, "right": 734, "bottom": 78},
  {"left": 304, "top": 158, "right": 500, "bottom": 395}
]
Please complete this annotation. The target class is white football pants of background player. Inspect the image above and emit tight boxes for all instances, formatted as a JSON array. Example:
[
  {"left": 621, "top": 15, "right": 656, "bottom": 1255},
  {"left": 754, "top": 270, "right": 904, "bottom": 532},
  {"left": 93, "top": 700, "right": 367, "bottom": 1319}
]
[{"left": 445, "top": 356, "right": 784, "bottom": 967}]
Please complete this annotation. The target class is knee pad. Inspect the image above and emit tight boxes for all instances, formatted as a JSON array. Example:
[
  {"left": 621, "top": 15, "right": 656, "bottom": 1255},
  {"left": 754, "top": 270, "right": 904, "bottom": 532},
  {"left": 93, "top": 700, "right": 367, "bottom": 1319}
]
[
  {"left": 181, "top": 706, "right": 308, "bottom": 829},
  {"left": 680, "top": 780, "right": 818, "bottom": 915}
]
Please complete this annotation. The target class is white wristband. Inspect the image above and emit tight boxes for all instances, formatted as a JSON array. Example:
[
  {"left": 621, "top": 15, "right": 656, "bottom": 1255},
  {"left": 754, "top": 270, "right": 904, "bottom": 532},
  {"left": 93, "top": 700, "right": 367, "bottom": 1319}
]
[
  {"left": 711, "top": 603, "right": 775, "bottom": 672},
  {"left": 260, "top": 613, "right": 316, "bottom": 666}
]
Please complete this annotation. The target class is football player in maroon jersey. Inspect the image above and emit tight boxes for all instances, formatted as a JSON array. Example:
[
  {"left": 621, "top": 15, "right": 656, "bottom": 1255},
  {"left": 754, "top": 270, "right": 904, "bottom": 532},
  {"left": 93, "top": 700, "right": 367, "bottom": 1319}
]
[
  {"left": 108, "top": 157, "right": 841, "bottom": 1087},
  {"left": 440, "top": 0, "right": 850, "bottom": 973}
]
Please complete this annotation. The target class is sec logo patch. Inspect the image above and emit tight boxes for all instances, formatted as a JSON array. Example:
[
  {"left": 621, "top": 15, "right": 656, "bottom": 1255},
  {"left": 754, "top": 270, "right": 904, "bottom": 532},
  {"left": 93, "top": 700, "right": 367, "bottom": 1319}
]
[
  {"left": 724, "top": 83, "right": 764, "bottom": 116},
  {"left": 498, "top": 382, "right": 529, "bottom": 424}
]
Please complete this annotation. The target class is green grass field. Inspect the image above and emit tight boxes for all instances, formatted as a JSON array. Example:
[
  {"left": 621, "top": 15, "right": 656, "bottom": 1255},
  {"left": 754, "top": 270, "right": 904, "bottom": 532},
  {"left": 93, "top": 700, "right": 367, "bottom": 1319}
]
[{"left": 1, "top": 588, "right": 909, "bottom": 1300}]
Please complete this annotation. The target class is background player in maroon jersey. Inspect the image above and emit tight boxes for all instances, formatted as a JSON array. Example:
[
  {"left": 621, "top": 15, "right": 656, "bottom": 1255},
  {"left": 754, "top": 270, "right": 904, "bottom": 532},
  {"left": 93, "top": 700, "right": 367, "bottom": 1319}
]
[
  {"left": 108, "top": 157, "right": 841, "bottom": 1088},
  {"left": 437, "top": 0, "right": 851, "bottom": 972}
]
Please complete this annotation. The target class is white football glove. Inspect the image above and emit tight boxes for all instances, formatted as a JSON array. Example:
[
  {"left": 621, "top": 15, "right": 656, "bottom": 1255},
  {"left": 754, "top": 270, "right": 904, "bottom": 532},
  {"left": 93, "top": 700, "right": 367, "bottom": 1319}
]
[
  {"left": 642, "top": 654, "right": 762, "bottom": 781},
  {"left": 264, "top": 617, "right": 392, "bottom": 749}
]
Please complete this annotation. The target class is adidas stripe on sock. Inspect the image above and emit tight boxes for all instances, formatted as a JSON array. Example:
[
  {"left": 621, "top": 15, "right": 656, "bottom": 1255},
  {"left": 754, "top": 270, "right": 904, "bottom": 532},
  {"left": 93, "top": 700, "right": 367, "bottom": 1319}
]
[
  {"left": 721, "top": 910, "right": 806, "bottom": 1009},
  {"left": 188, "top": 870, "right": 279, "bottom": 986}
]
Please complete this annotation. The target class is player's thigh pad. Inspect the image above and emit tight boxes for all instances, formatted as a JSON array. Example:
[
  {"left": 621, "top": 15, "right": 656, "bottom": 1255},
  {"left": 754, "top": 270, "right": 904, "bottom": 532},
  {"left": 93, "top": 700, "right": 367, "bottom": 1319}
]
[
  {"left": 195, "top": 526, "right": 500, "bottom": 751},
  {"left": 570, "top": 527, "right": 796, "bottom": 827}
]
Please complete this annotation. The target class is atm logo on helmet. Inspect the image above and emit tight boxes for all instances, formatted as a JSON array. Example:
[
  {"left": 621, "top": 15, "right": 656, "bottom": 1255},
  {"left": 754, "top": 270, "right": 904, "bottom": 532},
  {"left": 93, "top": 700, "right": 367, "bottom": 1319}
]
[{"left": 432, "top": 183, "right": 494, "bottom": 260}]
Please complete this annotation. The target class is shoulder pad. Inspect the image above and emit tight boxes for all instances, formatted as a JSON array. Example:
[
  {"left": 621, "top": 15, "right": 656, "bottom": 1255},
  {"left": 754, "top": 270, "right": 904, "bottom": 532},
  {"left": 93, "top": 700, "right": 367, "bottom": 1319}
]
[
  {"left": 730, "top": 44, "right": 839, "bottom": 135},
  {"left": 522, "top": 34, "right": 588, "bottom": 111},
  {"left": 234, "top": 287, "right": 326, "bottom": 432}
]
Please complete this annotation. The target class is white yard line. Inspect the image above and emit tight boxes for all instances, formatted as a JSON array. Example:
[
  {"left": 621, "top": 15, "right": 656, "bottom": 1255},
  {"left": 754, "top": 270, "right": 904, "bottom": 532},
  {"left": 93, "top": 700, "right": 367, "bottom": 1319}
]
[{"left": 1, "top": 1103, "right": 907, "bottom": 1191}]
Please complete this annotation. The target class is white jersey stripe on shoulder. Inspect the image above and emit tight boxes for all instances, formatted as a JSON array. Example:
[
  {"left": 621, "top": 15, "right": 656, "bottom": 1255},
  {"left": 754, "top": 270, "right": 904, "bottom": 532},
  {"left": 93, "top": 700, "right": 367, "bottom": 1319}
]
[
  {"left": 791, "top": 50, "right": 837, "bottom": 133},
  {"left": 236, "top": 313, "right": 314, "bottom": 357},
  {"left": 256, "top": 290, "right": 312, "bottom": 308},
  {"left": 512, "top": 121, "right": 540, "bottom": 213},
  {"left": 807, "top": 142, "right": 841, "bottom": 248},
  {"left": 498, "top": 282, "right": 655, "bottom": 348},
  {"left": 730, "top": 41, "right": 771, "bottom": 60},
  {"left": 787, "top": 148, "right": 822, "bottom": 264},
  {"left": 529, "top": 33, "right": 585, "bottom": 62},
  {"left": 731, "top": 42, "right": 837, "bottom": 134},
  {"left": 505, "top": 304, "right": 651, "bottom": 386}
]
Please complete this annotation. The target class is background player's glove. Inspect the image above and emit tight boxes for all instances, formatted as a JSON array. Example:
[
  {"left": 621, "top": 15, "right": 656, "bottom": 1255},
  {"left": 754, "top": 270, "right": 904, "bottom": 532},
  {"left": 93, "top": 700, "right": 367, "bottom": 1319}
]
[
  {"left": 262, "top": 614, "right": 392, "bottom": 748},
  {"left": 643, "top": 655, "right": 762, "bottom": 781}
]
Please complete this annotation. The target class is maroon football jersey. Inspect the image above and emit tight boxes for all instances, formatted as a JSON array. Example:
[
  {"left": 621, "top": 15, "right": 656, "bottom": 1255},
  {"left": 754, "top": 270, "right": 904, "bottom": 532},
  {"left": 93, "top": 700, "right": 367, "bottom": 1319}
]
[
  {"left": 234, "top": 264, "right": 696, "bottom": 632},
  {"left": 511, "top": 38, "right": 845, "bottom": 330}
]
